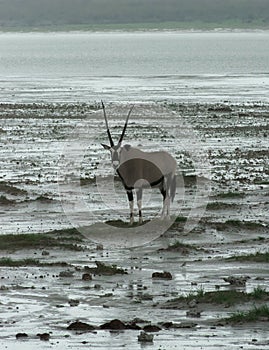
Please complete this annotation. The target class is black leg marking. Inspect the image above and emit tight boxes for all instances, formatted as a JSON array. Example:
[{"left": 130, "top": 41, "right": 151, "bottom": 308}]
[
  {"left": 127, "top": 190, "right": 134, "bottom": 223},
  {"left": 127, "top": 190, "right": 133, "bottom": 202},
  {"left": 160, "top": 187, "right": 167, "bottom": 200},
  {"left": 136, "top": 188, "right": 143, "bottom": 222}
]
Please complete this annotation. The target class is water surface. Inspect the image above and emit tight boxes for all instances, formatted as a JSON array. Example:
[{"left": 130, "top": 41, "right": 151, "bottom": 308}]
[{"left": 0, "top": 31, "right": 269, "bottom": 102}]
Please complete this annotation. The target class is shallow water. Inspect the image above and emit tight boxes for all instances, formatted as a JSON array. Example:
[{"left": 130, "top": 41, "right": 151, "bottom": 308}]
[{"left": 1, "top": 31, "right": 269, "bottom": 103}]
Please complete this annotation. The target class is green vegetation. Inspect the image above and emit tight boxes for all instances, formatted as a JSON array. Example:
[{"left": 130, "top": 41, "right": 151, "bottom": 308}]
[
  {"left": 106, "top": 219, "right": 148, "bottom": 227},
  {"left": 167, "top": 288, "right": 269, "bottom": 306},
  {"left": 159, "top": 240, "right": 198, "bottom": 254},
  {"left": 0, "top": 0, "right": 269, "bottom": 31},
  {"left": 206, "top": 202, "right": 235, "bottom": 210},
  {"left": 0, "top": 230, "right": 84, "bottom": 251},
  {"left": 228, "top": 251, "right": 269, "bottom": 263},
  {"left": 214, "top": 192, "right": 245, "bottom": 199},
  {"left": 215, "top": 219, "right": 265, "bottom": 231},
  {"left": 252, "top": 286, "right": 268, "bottom": 299},
  {"left": 224, "top": 305, "right": 269, "bottom": 323},
  {"left": 86, "top": 261, "right": 127, "bottom": 275},
  {"left": 0, "top": 182, "right": 27, "bottom": 196},
  {"left": 0, "top": 257, "right": 40, "bottom": 266},
  {"left": 175, "top": 216, "right": 188, "bottom": 223},
  {"left": 80, "top": 177, "right": 96, "bottom": 186},
  {"left": 0, "top": 257, "right": 69, "bottom": 267}
]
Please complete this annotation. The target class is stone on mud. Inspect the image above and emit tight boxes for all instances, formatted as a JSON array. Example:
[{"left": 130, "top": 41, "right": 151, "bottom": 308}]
[
  {"left": 152, "top": 271, "right": 172, "bottom": 280},
  {"left": 143, "top": 324, "right": 161, "bottom": 332},
  {"left": 67, "top": 321, "right": 95, "bottom": 332},
  {"left": 82, "top": 273, "right": 92, "bottom": 281},
  {"left": 37, "top": 333, "right": 50, "bottom": 341},
  {"left": 223, "top": 276, "right": 250, "bottom": 286},
  {"left": 100, "top": 319, "right": 126, "bottom": 330},
  {"left": 16, "top": 333, "right": 28, "bottom": 339}
]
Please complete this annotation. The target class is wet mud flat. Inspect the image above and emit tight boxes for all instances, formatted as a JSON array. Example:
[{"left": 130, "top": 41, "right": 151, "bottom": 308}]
[{"left": 0, "top": 101, "right": 268, "bottom": 349}]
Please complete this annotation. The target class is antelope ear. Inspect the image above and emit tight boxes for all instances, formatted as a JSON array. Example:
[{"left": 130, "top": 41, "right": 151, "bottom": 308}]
[
  {"left": 101, "top": 144, "right": 111, "bottom": 150},
  {"left": 123, "top": 144, "right": 131, "bottom": 151}
]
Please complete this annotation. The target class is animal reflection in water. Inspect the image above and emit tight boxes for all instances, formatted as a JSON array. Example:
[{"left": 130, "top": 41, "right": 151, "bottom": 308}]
[{"left": 101, "top": 102, "right": 176, "bottom": 225}]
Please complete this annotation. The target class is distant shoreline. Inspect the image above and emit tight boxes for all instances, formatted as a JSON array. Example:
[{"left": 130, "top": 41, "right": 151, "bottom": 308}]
[{"left": 1, "top": 21, "right": 269, "bottom": 33}]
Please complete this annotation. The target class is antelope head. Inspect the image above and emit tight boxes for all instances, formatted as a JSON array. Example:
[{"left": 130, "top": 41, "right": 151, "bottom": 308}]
[{"left": 101, "top": 101, "right": 134, "bottom": 169}]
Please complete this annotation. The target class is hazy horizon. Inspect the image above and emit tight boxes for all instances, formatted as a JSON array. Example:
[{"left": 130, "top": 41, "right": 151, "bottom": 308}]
[{"left": 0, "top": 0, "right": 269, "bottom": 30}]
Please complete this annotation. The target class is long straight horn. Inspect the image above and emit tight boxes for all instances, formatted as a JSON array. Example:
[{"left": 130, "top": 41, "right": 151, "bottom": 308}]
[
  {"left": 119, "top": 105, "right": 134, "bottom": 143},
  {"left": 101, "top": 101, "right": 114, "bottom": 146}
]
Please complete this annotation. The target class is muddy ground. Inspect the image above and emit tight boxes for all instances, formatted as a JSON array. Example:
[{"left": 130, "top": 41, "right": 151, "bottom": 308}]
[{"left": 0, "top": 101, "right": 268, "bottom": 349}]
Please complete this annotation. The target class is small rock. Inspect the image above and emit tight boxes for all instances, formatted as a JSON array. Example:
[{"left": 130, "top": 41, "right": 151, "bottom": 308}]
[
  {"left": 143, "top": 324, "right": 161, "bottom": 332},
  {"left": 96, "top": 244, "right": 103, "bottom": 250},
  {"left": 0, "top": 285, "right": 9, "bottom": 290},
  {"left": 69, "top": 299, "right": 80, "bottom": 307},
  {"left": 126, "top": 321, "right": 141, "bottom": 330},
  {"left": 16, "top": 333, "right": 28, "bottom": 339},
  {"left": 186, "top": 309, "right": 201, "bottom": 318},
  {"left": 162, "top": 322, "right": 173, "bottom": 329},
  {"left": 37, "top": 333, "right": 50, "bottom": 341},
  {"left": 42, "top": 250, "right": 50, "bottom": 256},
  {"left": 152, "top": 271, "right": 172, "bottom": 280},
  {"left": 82, "top": 273, "right": 92, "bottom": 281},
  {"left": 138, "top": 331, "right": 154, "bottom": 343},
  {"left": 67, "top": 321, "right": 95, "bottom": 332},
  {"left": 100, "top": 319, "right": 125, "bottom": 330},
  {"left": 223, "top": 276, "right": 250, "bottom": 286}
]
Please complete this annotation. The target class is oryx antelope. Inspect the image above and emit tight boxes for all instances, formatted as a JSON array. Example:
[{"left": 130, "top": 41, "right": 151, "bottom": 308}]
[{"left": 101, "top": 102, "right": 177, "bottom": 224}]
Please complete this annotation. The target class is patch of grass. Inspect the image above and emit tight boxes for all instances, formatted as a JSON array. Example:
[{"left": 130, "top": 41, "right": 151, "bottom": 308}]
[
  {"left": 0, "top": 195, "right": 15, "bottom": 205},
  {"left": 0, "top": 257, "right": 69, "bottom": 267},
  {"left": 159, "top": 240, "right": 197, "bottom": 254},
  {"left": 228, "top": 251, "right": 269, "bottom": 263},
  {"left": 0, "top": 182, "right": 27, "bottom": 196},
  {"left": 206, "top": 202, "right": 235, "bottom": 210},
  {"left": 48, "top": 227, "right": 84, "bottom": 242},
  {"left": 80, "top": 177, "right": 96, "bottom": 186},
  {"left": 86, "top": 261, "right": 127, "bottom": 275},
  {"left": 175, "top": 216, "right": 188, "bottom": 223},
  {"left": 196, "top": 286, "right": 206, "bottom": 299},
  {"left": 167, "top": 289, "right": 269, "bottom": 307},
  {"left": 0, "top": 257, "right": 40, "bottom": 267},
  {"left": 0, "top": 232, "right": 84, "bottom": 251},
  {"left": 254, "top": 180, "right": 269, "bottom": 185},
  {"left": 214, "top": 192, "right": 245, "bottom": 199},
  {"left": 225, "top": 305, "right": 269, "bottom": 324},
  {"left": 106, "top": 219, "right": 149, "bottom": 227},
  {"left": 215, "top": 220, "right": 265, "bottom": 231},
  {"left": 252, "top": 286, "right": 268, "bottom": 300}
]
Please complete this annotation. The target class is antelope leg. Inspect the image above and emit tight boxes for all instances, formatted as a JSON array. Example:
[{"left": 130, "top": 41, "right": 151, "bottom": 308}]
[{"left": 127, "top": 190, "right": 134, "bottom": 225}]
